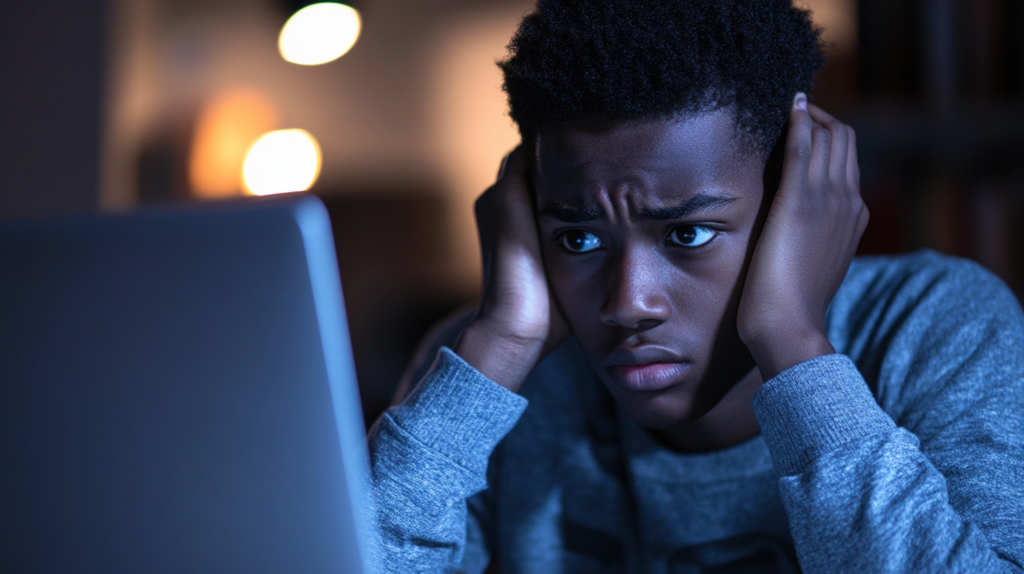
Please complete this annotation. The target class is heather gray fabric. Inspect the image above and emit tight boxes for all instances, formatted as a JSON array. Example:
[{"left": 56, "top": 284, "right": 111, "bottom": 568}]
[{"left": 367, "top": 251, "right": 1024, "bottom": 573}]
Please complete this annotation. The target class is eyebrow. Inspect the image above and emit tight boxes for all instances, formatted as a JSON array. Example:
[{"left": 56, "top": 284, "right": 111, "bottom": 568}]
[
  {"left": 537, "top": 193, "right": 738, "bottom": 223},
  {"left": 536, "top": 204, "right": 606, "bottom": 223},
  {"left": 633, "top": 193, "right": 738, "bottom": 221}
]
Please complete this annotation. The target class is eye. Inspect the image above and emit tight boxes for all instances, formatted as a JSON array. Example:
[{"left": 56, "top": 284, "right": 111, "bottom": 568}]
[
  {"left": 560, "top": 230, "right": 603, "bottom": 253},
  {"left": 668, "top": 225, "right": 717, "bottom": 248}
]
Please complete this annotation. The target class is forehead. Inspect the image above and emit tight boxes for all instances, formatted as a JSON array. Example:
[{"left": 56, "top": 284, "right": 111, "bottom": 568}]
[{"left": 533, "top": 110, "right": 762, "bottom": 207}]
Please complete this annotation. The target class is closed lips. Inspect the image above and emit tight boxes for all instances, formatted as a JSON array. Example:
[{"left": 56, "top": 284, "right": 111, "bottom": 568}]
[{"left": 606, "top": 347, "right": 690, "bottom": 392}]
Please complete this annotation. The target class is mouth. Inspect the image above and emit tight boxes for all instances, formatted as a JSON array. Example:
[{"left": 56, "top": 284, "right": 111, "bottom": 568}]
[{"left": 605, "top": 347, "right": 690, "bottom": 392}]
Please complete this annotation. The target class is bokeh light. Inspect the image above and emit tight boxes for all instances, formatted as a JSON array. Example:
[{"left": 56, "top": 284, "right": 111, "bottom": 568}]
[
  {"left": 241, "top": 129, "right": 322, "bottom": 196},
  {"left": 188, "top": 88, "right": 278, "bottom": 198},
  {"left": 278, "top": 3, "right": 361, "bottom": 66}
]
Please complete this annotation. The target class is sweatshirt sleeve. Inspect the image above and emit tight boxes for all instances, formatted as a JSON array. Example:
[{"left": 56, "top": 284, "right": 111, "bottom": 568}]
[
  {"left": 752, "top": 328, "right": 1024, "bottom": 571},
  {"left": 367, "top": 347, "right": 528, "bottom": 573}
]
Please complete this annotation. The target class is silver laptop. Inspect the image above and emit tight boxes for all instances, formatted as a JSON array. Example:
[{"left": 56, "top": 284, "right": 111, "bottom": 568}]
[{"left": 0, "top": 196, "right": 374, "bottom": 573}]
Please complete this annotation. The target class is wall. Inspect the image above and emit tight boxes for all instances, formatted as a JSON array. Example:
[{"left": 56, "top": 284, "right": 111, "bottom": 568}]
[{"left": 0, "top": 0, "right": 105, "bottom": 219}]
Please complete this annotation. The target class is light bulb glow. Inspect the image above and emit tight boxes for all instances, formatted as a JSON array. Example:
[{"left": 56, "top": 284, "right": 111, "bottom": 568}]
[
  {"left": 279, "top": 3, "right": 361, "bottom": 66},
  {"left": 242, "top": 129, "right": 322, "bottom": 196}
]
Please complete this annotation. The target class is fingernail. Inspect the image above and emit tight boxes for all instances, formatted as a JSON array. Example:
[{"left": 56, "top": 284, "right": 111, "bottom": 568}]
[{"left": 794, "top": 92, "right": 807, "bottom": 111}]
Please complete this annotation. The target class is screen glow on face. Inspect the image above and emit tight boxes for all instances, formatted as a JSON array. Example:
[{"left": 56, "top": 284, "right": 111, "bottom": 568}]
[
  {"left": 533, "top": 112, "right": 768, "bottom": 432},
  {"left": 560, "top": 230, "right": 603, "bottom": 253},
  {"left": 558, "top": 225, "right": 718, "bottom": 253},
  {"left": 668, "top": 225, "right": 716, "bottom": 247}
]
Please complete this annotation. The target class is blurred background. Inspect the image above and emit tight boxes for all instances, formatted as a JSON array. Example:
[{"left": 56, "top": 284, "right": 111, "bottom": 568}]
[{"left": 1, "top": 0, "right": 1022, "bottom": 425}]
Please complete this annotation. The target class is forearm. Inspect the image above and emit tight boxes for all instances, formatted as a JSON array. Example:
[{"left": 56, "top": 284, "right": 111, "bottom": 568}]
[
  {"left": 753, "top": 355, "right": 1021, "bottom": 573},
  {"left": 368, "top": 348, "right": 527, "bottom": 573}
]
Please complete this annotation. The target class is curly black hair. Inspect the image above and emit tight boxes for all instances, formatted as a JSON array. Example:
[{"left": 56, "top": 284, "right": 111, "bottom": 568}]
[{"left": 499, "top": 0, "right": 825, "bottom": 157}]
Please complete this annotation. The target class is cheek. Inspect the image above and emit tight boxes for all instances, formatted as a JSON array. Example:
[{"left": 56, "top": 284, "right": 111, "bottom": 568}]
[
  {"left": 686, "top": 240, "right": 751, "bottom": 311},
  {"left": 543, "top": 252, "right": 604, "bottom": 327}
]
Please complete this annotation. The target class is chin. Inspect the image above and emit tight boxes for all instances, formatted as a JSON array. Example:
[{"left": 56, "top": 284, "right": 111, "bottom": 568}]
[{"left": 612, "top": 387, "right": 703, "bottom": 429}]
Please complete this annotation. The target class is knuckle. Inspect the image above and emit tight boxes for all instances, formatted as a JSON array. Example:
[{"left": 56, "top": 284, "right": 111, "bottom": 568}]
[
  {"left": 791, "top": 111, "right": 812, "bottom": 131},
  {"left": 789, "top": 135, "right": 812, "bottom": 158},
  {"left": 835, "top": 123, "right": 850, "bottom": 142},
  {"left": 793, "top": 143, "right": 813, "bottom": 161},
  {"left": 858, "top": 208, "right": 871, "bottom": 232}
]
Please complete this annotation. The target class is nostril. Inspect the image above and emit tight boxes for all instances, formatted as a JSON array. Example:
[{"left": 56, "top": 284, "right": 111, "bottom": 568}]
[{"left": 599, "top": 301, "right": 670, "bottom": 330}]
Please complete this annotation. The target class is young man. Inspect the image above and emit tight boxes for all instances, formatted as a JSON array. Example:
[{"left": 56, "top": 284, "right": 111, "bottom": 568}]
[{"left": 368, "top": 1, "right": 1024, "bottom": 572}]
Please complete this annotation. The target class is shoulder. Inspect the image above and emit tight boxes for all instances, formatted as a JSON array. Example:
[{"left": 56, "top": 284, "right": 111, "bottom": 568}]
[
  {"left": 830, "top": 250, "right": 1023, "bottom": 352},
  {"left": 844, "top": 249, "right": 1016, "bottom": 306},
  {"left": 830, "top": 250, "right": 1024, "bottom": 428}
]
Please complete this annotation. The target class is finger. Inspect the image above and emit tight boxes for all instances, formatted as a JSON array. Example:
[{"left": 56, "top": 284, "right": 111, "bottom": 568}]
[
  {"left": 846, "top": 126, "right": 860, "bottom": 193},
  {"left": 808, "top": 104, "right": 848, "bottom": 187},
  {"left": 477, "top": 147, "right": 535, "bottom": 291},
  {"left": 479, "top": 148, "right": 525, "bottom": 263},
  {"left": 807, "top": 119, "right": 831, "bottom": 188},
  {"left": 780, "top": 92, "right": 814, "bottom": 194},
  {"left": 497, "top": 144, "right": 527, "bottom": 182},
  {"left": 496, "top": 151, "right": 512, "bottom": 179}
]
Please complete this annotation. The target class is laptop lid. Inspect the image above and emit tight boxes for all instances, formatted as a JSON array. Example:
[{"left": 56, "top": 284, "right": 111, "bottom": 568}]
[{"left": 0, "top": 197, "right": 373, "bottom": 573}]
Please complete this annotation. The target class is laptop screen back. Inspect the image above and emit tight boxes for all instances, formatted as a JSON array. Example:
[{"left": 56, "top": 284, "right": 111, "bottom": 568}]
[{"left": 0, "top": 197, "right": 373, "bottom": 573}]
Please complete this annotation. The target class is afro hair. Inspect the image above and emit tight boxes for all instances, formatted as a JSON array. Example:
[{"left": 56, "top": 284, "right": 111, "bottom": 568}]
[{"left": 499, "top": 0, "right": 826, "bottom": 157}]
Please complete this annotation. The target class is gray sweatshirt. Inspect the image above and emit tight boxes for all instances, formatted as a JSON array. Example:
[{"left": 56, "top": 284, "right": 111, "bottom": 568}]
[{"left": 367, "top": 251, "right": 1024, "bottom": 573}]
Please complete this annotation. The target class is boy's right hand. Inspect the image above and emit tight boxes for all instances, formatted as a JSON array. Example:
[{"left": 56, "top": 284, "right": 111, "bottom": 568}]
[{"left": 454, "top": 146, "right": 569, "bottom": 392}]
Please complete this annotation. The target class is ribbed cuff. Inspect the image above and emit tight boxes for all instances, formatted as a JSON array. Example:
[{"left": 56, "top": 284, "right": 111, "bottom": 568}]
[
  {"left": 752, "top": 354, "right": 896, "bottom": 477},
  {"left": 388, "top": 347, "right": 529, "bottom": 475}
]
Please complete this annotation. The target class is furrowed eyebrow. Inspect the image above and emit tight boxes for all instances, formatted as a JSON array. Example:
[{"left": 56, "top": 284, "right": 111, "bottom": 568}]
[
  {"left": 539, "top": 193, "right": 738, "bottom": 223},
  {"left": 537, "top": 202, "right": 607, "bottom": 223},
  {"left": 633, "top": 194, "right": 738, "bottom": 221}
]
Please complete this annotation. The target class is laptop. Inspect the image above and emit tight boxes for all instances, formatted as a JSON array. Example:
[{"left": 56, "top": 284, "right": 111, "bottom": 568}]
[{"left": 0, "top": 196, "right": 374, "bottom": 573}]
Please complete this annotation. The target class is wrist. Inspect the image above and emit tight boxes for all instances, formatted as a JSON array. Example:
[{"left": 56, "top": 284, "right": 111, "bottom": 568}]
[
  {"left": 744, "top": 327, "right": 834, "bottom": 381},
  {"left": 453, "top": 319, "right": 545, "bottom": 392}
]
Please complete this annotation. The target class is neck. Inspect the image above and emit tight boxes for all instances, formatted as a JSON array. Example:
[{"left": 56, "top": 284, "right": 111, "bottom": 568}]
[{"left": 650, "top": 366, "right": 764, "bottom": 453}]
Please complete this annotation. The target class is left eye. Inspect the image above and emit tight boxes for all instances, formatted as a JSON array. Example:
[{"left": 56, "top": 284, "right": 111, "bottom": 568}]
[
  {"left": 668, "top": 225, "right": 717, "bottom": 247},
  {"left": 561, "top": 230, "right": 603, "bottom": 253}
]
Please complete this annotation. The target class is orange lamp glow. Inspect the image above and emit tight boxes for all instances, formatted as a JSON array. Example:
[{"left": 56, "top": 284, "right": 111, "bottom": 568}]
[{"left": 188, "top": 88, "right": 278, "bottom": 198}]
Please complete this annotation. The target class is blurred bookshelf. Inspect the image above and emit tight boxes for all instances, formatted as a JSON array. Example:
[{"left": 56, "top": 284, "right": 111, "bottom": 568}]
[{"left": 813, "top": 0, "right": 1024, "bottom": 297}]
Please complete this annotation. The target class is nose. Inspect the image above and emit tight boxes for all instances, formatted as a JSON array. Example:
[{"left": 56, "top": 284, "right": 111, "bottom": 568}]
[{"left": 598, "top": 246, "right": 671, "bottom": 330}]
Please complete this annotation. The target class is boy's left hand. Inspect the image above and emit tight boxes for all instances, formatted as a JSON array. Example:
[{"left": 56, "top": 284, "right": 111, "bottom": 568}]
[{"left": 737, "top": 93, "right": 868, "bottom": 380}]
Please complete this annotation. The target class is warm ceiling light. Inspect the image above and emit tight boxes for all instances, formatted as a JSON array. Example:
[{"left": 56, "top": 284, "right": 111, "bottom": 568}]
[
  {"left": 241, "top": 129, "right": 322, "bottom": 196},
  {"left": 279, "top": 3, "right": 361, "bottom": 66}
]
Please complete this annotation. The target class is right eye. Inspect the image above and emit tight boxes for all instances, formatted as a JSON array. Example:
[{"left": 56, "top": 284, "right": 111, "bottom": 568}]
[{"left": 560, "top": 230, "right": 603, "bottom": 253}]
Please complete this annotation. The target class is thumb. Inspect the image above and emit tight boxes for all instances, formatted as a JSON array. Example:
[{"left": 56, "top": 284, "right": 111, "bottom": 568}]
[{"left": 779, "top": 92, "right": 813, "bottom": 194}]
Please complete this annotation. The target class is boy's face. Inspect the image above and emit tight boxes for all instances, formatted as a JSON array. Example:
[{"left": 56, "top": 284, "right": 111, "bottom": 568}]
[{"left": 534, "top": 110, "right": 767, "bottom": 429}]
